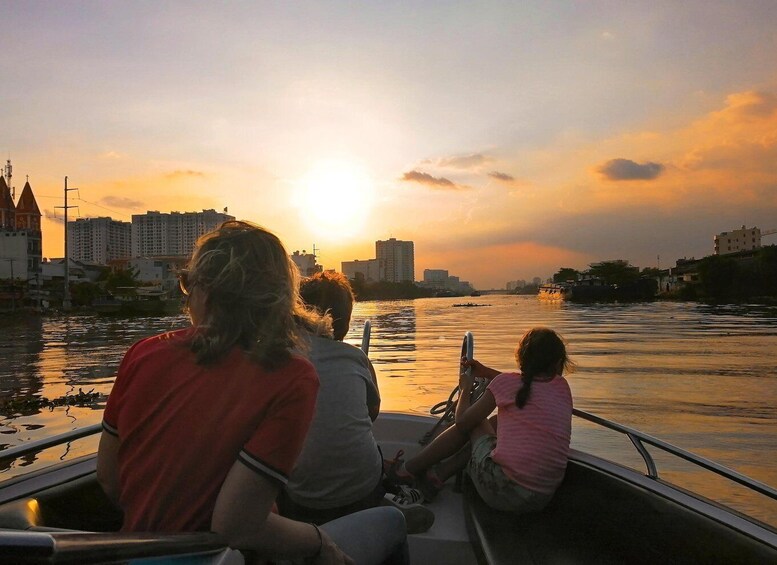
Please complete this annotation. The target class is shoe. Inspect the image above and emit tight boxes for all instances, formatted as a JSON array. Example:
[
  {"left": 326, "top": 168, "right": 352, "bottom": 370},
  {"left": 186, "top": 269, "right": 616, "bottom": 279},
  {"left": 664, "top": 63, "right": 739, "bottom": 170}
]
[
  {"left": 416, "top": 469, "right": 444, "bottom": 503},
  {"left": 383, "top": 487, "right": 435, "bottom": 534},
  {"left": 384, "top": 449, "right": 415, "bottom": 486}
]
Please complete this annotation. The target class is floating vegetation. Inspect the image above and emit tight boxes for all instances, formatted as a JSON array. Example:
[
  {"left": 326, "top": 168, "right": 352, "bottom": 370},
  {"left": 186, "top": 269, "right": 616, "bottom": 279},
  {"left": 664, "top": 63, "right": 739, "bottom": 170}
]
[{"left": 0, "top": 389, "right": 106, "bottom": 414}]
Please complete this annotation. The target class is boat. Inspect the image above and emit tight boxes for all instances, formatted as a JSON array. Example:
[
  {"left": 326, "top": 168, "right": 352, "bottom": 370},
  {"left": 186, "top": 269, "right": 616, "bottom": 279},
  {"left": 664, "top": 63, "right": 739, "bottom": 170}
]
[
  {"left": 0, "top": 331, "right": 775, "bottom": 563},
  {"left": 537, "top": 282, "right": 572, "bottom": 301},
  {"left": 93, "top": 287, "right": 183, "bottom": 316}
]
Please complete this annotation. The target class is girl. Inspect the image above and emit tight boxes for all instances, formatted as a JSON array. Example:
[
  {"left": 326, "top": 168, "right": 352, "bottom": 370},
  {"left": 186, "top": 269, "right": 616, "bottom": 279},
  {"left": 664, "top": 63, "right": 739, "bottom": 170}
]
[
  {"left": 390, "top": 327, "right": 574, "bottom": 513},
  {"left": 97, "top": 220, "right": 407, "bottom": 564}
]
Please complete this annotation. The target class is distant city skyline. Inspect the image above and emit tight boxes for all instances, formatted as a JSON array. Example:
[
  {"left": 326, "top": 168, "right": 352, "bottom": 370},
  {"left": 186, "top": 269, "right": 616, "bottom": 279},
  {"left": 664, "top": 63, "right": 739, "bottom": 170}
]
[{"left": 4, "top": 3, "right": 777, "bottom": 288}]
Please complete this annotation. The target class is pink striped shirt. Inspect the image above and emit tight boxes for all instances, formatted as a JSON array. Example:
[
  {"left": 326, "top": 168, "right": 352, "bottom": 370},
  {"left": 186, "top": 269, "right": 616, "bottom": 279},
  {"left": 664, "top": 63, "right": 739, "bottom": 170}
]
[{"left": 487, "top": 372, "right": 572, "bottom": 494}]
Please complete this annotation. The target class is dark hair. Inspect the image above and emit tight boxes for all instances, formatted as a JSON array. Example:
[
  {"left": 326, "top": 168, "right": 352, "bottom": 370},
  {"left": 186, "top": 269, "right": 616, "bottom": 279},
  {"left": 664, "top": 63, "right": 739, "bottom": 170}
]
[
  {"left": 300, "top": 271, "right": 355, "bottom": 341},
  {"left": 514, "top": 328, "right": 573, "bottom": 409},
  {"left": 185, "top": 220, "right": 328, "bottom": 368}
]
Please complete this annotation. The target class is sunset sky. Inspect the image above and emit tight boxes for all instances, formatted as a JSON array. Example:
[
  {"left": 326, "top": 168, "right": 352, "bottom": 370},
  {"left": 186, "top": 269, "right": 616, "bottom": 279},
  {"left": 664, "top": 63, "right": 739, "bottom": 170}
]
[{"left": 4, "top": 2, "right": 777, "bottom": 288}]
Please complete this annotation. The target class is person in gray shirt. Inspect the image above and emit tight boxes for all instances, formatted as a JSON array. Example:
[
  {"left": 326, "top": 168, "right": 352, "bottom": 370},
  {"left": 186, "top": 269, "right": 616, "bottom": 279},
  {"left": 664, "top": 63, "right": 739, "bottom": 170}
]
[
  {"left": 281, "top": 271, "right": 384, "bottom": 524},
  {"left": 282, "top": 271, "right": 435, "bottom": 534}
]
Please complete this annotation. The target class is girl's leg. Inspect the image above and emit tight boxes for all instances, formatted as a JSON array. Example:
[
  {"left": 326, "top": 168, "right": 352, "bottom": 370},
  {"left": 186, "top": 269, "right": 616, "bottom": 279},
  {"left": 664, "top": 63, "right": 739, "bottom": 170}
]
[
  {"left": 321, "top": 506, "right": 409, "bottom": 565},
  {"left": 405, "top": 423, "right": 469, "bottom": 476},
  {"left": 435, "top": 418, "right": 495, "bottom": 482}
]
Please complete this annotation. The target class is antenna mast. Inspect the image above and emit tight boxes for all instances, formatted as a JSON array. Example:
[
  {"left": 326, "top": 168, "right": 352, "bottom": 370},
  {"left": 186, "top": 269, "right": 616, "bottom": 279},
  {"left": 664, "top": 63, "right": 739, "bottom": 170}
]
[{"left": 3, "top": 159, "right": 12, "bottom": 200}]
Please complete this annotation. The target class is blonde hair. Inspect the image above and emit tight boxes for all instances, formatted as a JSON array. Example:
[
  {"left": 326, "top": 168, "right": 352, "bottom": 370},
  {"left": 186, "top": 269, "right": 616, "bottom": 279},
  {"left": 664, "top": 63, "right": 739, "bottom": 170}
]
[{"left": 186, "top": 220, "right": 329, "bottom": 368}]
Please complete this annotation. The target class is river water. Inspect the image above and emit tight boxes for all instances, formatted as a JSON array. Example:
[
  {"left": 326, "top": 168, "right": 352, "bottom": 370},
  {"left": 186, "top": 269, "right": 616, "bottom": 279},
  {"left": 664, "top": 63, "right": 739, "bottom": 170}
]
[{"left": 1, "top": 295, "right": 776, "bottom": 525}]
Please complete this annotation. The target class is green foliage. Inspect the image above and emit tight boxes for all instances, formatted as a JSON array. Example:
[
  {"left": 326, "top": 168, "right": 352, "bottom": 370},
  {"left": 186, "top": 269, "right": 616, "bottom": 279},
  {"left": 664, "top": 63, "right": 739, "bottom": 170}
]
[
  {"left": 553, "top": 267, "right": 579, "bottom": 283},
  {"left": 70, "top": 281, "right": 101, "bottom": 306},
  {"left": 641, "top": 267, "right": 661, "bottom": 278},
  {"left": 698, "top": 255, "right": 740, "bottom": 302},
  {"left": 586, "top": 260, "right": 640, "bottom": 287},
  {"left": 105, "top": 267, "right": 139, "bottom": 291}
]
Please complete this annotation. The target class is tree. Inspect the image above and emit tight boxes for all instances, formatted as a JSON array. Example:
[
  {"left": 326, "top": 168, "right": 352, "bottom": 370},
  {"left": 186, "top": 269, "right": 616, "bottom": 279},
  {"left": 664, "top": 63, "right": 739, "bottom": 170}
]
[
  {"left": 105, "top": 267, "right": 139, "bottom": 292},
  {"left": 586, "top": 260, "right": 640, "bottom": 287},
  {"left": 698, "top": 255, "right": 739, "bottom": 302},
  {"left": 553, "top": 268, "right": 579, "bottom": 283}
]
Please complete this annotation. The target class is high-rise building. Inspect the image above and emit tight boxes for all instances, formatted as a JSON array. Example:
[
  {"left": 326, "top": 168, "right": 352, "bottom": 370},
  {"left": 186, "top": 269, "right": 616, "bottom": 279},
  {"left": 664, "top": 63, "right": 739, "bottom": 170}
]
[
  {"left": 68, "top": 217, "right": 131, "bottom": 264},
  {"left": 131, "top": 209, "right": 234, "bottom": 258},
  {"left": 376, "top": 238, "right": 414, "bottom": 282}
]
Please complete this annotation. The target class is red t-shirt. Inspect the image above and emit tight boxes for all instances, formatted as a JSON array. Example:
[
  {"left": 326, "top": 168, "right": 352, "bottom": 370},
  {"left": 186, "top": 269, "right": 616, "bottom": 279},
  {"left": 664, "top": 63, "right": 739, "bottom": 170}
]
[{"left": 102, "top": 328, "right": 319, "bottom": 532}]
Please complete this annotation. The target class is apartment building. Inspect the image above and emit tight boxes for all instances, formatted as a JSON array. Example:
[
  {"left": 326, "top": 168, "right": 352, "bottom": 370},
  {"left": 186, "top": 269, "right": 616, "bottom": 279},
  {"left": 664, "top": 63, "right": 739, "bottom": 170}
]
[
  {"left": 376, "top": 238, "right": 414, "bottom": 283},
  {"left": 68, "top": 217, "right": 131, "bottom": 264},
  {"left": 131, "top": 209, "right": 234, "bottom": 258}
]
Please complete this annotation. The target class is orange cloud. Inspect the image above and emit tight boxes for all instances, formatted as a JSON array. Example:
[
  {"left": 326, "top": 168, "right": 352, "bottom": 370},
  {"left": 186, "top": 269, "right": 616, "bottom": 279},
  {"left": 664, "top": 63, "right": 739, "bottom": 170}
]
[{"left": 401, "top": 170, "right": 467, "bottom": 190}]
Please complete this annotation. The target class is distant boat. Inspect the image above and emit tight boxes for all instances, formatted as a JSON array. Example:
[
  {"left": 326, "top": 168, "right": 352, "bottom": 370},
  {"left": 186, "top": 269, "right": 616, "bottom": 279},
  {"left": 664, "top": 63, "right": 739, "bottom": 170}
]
[
  {"left": 94, "top": 287, "right": 182, "bottom": 316},
  {"left": 538, "top": 283, "right": 572, "bottom": 301}
]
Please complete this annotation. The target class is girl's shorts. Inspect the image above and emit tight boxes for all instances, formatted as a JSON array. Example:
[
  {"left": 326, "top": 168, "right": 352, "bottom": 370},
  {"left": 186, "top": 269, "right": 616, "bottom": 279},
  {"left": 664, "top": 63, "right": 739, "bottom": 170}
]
[{"left": 468, "top": 434, "right": 553, "bottom": 514}]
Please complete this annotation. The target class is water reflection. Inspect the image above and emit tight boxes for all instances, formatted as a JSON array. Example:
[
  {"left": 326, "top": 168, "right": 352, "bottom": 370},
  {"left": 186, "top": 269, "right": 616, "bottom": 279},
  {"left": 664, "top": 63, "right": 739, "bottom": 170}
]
[{"left": 0, "top": 297, "right": 775, "bottom": 524}]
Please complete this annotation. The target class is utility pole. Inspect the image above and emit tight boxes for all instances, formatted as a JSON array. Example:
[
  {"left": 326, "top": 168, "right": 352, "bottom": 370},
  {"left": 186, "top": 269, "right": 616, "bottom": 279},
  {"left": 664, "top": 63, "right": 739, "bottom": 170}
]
[{"left": 55, "top": 176, "right": 79, "bottom": 311}]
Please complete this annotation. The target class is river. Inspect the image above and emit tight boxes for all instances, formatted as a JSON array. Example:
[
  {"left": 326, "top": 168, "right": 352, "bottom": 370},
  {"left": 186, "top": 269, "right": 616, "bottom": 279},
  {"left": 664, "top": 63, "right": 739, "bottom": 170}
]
[{"left": 1, "top": 295, "right": 775, "bottom": 525}]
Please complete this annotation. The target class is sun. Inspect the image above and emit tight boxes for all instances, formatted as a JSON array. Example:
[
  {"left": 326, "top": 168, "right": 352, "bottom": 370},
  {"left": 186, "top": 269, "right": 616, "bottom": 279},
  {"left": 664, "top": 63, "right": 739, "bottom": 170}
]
[{"left": 295, "top": 160, "right": 374, "bottom": 238}]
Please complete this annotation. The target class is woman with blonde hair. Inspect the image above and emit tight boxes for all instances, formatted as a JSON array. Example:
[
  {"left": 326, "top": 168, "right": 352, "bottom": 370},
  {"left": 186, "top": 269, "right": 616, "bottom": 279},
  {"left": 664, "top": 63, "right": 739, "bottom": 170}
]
[{"left": 97, "top": 220, "right": 407, "bottom": 564}]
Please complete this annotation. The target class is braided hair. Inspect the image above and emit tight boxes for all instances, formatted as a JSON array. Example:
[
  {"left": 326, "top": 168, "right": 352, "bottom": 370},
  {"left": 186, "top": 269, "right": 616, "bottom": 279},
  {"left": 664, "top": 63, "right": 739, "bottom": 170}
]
[{"left": 514, "top": 328, "right": 573, "bottom": 409}]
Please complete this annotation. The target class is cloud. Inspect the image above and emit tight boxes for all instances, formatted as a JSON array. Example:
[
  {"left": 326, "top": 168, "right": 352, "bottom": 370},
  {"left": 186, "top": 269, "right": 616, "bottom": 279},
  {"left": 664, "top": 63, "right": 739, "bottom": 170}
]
[
  {"left": 43, "top": 210, "right": 64, "bottom": 224},
  {"left": 99, "top": 196, "right": 144, "bottom": 209},
  {"left": 165, "top": 169, "right": 207, "bottom": 179},
  {"left": 597, "top": 158, "right": 664, "bottom": 181},
  {"left": 436, "top": 153, "right": 493, "bottom": 170},
  {"left": 489, "top": 171, "right": 515, "bottom": 183},
  {"left": 401, "top": 170, "right": 465, "bottom": 190}
]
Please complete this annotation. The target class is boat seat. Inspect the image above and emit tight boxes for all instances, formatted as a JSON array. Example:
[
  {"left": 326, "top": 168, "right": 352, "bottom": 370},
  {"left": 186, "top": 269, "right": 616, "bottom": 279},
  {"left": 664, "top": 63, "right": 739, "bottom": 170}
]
[
  {"left": 0, "top": 473, "right": 122, "bottom": 532},
  {"left": 463, "top": 457, "right": 777, "bottom": 565}
]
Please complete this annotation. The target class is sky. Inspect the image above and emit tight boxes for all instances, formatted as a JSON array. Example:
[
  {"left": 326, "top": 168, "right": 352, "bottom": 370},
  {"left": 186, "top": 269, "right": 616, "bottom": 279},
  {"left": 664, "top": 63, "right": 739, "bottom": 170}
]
[{"left": 3, "top": 1, "right": 777, "bottom": 289}]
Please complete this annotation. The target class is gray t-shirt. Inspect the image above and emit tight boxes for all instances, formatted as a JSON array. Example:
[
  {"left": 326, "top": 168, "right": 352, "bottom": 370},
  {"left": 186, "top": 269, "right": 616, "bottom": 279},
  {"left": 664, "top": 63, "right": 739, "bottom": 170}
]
[{"left": 286, "top": 335, "right": 383, "bottom": 508}]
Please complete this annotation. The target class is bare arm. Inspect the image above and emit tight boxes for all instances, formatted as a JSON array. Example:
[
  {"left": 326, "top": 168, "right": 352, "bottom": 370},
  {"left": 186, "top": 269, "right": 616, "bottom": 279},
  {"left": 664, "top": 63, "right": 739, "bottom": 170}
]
[
  {"left": 455, "top": 388, "right": 496, "bottom": 434},
  {"left": 96, "top": 431, "right": 121, "bottom": 507},
  {"left": 211, "top": 461, "right": 353, "bottom": 564},
  {"left": 367, "top": 361, "right": 380, "bottom": 422},
  {"left": 461, "top": 358, "right": 502, "bottom": 381}
]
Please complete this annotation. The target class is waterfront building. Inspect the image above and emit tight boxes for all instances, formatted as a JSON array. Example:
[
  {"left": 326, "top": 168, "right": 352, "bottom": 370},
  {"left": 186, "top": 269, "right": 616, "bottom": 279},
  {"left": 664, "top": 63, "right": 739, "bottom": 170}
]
[
  {"left": 127, "top": 256, "right": 188, "bottom": 291},
  {"left": 291, "top": 250, "right": 323, "bottom": 277},
  {"left": 68, "top": 217, "right": 131, "bottom": 264},
  {"left": 0, "top": 175, "right": 42, "bottom": 283},
  {"left": 131, "top": 209, "right": 234, "bottom": 258},
  {"left": 376, "top": 238, "right": 414, "bottom": 282},
  {"left": 713, "top": 225, "right": 767, "bottom": 255},
  {"left": 342, "top": 258, "right": 379, "bottom": 282},
  {"left": 506, "top": 280, "right": 527, "bottom": 291},
  {"left": 423, "top": 269, "right": 448, "bottom": 286}
]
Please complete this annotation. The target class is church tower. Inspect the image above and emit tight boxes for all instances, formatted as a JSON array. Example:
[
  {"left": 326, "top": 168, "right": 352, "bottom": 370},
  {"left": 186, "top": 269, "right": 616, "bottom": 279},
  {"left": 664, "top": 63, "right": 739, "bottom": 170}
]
[
  {"left": 0, "top": 176, "right": 14, "bottom": 230},
  {"left": 15, "top": 180, "right": 42, "bottom": 231}
]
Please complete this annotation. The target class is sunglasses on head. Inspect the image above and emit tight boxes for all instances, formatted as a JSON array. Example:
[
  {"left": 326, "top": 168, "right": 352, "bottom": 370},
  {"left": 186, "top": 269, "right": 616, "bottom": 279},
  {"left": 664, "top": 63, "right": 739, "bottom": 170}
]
[{"left": 178, "top": 270, "right": 195, "bottom": 296}]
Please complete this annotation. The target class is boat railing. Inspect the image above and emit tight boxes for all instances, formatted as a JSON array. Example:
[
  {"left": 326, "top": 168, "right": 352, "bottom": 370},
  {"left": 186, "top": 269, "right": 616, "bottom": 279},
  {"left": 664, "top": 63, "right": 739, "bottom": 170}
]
[
  {"left": 573, "top": 408, "right": 777, "bottom": 502},
  {"left": 0, "top": 424, "right": 102, "bottom": 465}
]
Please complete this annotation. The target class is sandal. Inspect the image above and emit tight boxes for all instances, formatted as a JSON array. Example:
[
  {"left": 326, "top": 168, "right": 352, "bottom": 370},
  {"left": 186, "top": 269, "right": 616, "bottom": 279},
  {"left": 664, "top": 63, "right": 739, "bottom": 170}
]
[{"left": 384, "top": 449, "right": 416, "bottom": 487}]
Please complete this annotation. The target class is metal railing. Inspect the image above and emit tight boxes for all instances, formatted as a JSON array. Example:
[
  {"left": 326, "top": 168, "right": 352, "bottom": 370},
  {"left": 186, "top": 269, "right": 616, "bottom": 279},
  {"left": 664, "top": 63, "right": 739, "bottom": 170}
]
[
  {"left": 573, "top": 408, "right": 777, "bottom": 501},
  {"left": 0, "top": 424, "right": 102, "bottom": 464}
]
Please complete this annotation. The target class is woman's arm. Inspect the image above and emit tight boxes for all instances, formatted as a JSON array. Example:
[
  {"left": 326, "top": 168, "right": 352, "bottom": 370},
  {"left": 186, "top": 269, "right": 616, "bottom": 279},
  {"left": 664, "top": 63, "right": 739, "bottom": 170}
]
[
  {"left": 367, "top": 361, "right": 380, "bottom": 422},
  {"left": 212, "top": 461, "right": 353, "bottom": 564},
  {"left": 96, "top": 431, "right": 121, "bottom": 507}
]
